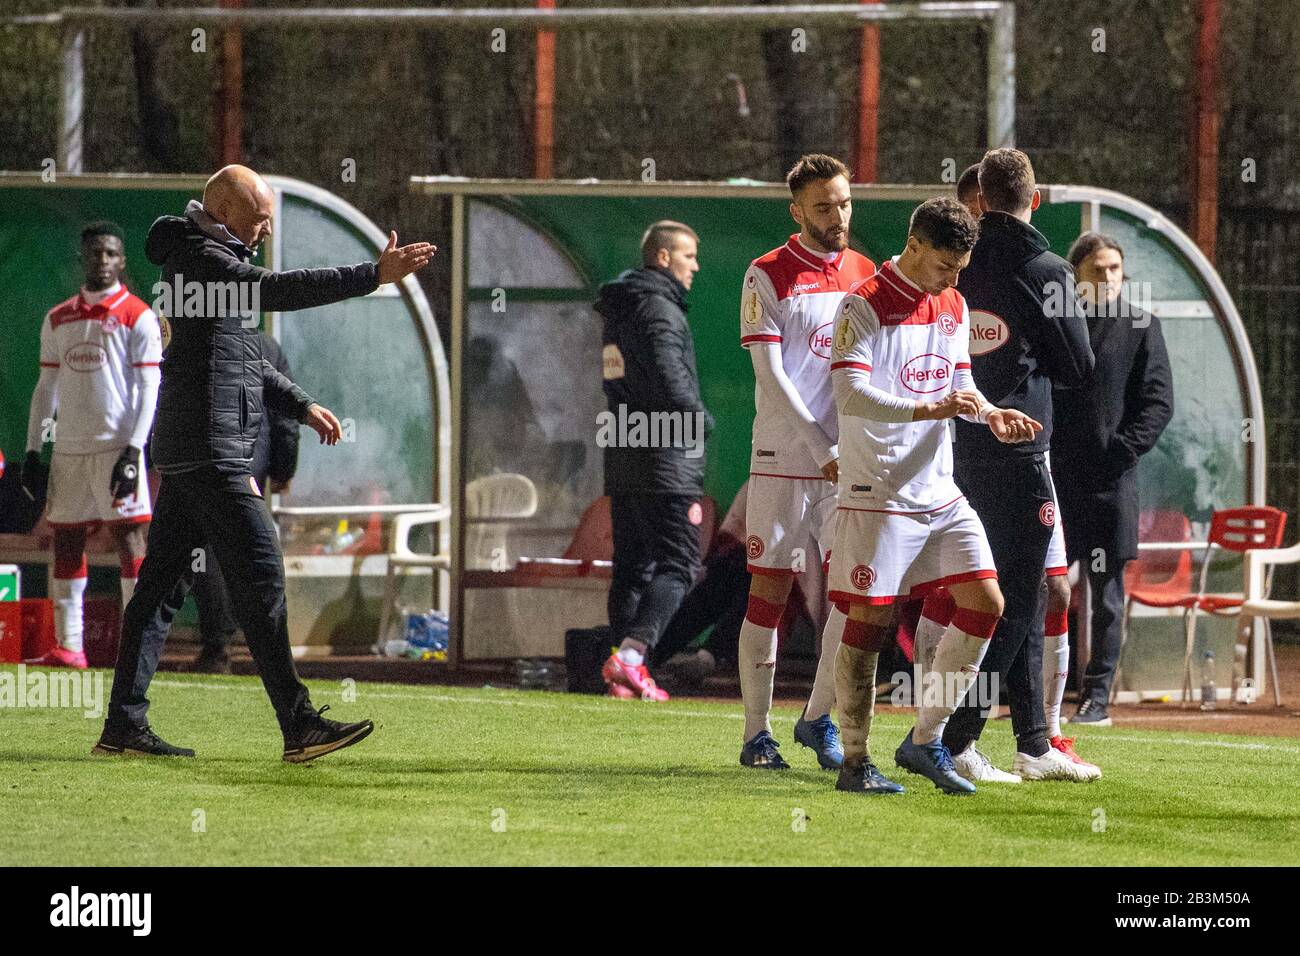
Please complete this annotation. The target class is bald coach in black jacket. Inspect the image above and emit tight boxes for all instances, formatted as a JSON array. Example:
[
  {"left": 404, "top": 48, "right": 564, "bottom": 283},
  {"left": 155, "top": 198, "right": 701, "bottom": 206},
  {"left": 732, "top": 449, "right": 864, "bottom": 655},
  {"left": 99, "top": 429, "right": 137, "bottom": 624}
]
[
  {"left": 94, "top": 165, "right": 434, "bottom": 761},
  {"left": 1054, "top": 232, "right": 1173, "bottom": 724},
  {"left": 943, "top": 149, "right": 1095, "bottom": 777}
]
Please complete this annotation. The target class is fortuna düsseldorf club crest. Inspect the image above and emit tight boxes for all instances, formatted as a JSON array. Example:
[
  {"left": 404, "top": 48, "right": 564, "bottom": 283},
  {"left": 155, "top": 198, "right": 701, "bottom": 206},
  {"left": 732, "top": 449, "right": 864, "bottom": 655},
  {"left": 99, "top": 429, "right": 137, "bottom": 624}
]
[
  {"left": 937, "top": 311, "right": 957, "bottom": 336},
  {"left": 851, "top": 564, "right": 875, "bottom": 591},
  {"left": 746, "top": 535, "right": 764, "bottom": 559},
  {"left": 1039, "top": 501, "right": 1056, "bottom": 527}
]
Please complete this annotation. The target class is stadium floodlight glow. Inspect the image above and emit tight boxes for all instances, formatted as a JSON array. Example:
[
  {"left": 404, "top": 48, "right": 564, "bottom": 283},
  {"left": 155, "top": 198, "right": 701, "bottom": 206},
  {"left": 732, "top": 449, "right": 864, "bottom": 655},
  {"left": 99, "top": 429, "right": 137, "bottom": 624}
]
[{"left": 11, "top": 3, "right": 1015, "bottom": 173}]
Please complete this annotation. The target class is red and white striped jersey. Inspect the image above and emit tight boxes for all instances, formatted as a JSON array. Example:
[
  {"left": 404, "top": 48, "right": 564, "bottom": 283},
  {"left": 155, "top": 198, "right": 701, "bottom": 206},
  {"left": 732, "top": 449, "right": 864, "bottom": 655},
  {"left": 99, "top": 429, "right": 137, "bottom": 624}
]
[
  {"left": 831, "top": 257, "right": 975, "bottom": 513},
  {"left": 740, "top": 235, "right": 875, "bottom": 478},
  {"left": 37, "top": 283, "right": 162, "bottom": 455}
]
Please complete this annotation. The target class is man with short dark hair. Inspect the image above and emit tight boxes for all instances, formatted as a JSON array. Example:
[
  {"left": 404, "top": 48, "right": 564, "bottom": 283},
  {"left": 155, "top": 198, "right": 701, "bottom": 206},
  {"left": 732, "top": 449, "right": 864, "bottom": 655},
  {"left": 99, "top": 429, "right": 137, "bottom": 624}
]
[
  {"left": 828, "top": 197, "right": 1042, "bottom": 796},
  {"left": 22, "top": 220, "right": 162, "bottom": 669},
  {"left": 956, "top": 163, "right": 981, "bottom": 219},
  {"left": 932, "top": 148, "right": 1098, "bottom": 783},
  {"left": 597, "top": 220, "right": 713, "bottom": 702},
  {"left": 734, "top": 152, "right": 875, "bottom": 771},
  {"left": 93, "top": 164, "right": 434, "bottom": 761},
  {"left": 1055, "top": 232, "right": 1173, "bottom": 725}
]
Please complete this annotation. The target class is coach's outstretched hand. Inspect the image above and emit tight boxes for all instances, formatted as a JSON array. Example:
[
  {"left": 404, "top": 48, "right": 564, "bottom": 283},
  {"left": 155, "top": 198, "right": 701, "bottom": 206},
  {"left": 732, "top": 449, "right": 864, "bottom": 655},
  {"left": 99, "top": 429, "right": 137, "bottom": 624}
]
[
  {"left": 304, "top": 404, "right": 344, "bottom": 446},
  {"left": 377, "top": 231, "right": 437, "bottom": 284},
  {"left": 987, "top": 408, "right": 1043, "bottom": 444}
]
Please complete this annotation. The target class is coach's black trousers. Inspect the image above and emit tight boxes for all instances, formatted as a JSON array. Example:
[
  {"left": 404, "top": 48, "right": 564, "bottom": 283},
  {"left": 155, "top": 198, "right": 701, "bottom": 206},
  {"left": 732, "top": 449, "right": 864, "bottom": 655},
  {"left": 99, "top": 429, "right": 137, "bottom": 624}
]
[
  {"left": 608, "top": 493, "right": 702, "bottom": 652},
  {"left": 107, "top": 467, "right": 311, "bottom": 732},
  {"left": 945, "top": 454, "right": 1055, "bottom": 757}
]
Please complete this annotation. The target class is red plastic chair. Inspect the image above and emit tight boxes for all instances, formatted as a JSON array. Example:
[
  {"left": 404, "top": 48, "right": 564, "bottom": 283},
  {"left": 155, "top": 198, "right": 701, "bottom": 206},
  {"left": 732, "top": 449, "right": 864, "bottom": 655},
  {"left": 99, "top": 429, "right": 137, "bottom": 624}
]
[{"left": 1117, "top": 506, "right": 1287, "bottom": 706}]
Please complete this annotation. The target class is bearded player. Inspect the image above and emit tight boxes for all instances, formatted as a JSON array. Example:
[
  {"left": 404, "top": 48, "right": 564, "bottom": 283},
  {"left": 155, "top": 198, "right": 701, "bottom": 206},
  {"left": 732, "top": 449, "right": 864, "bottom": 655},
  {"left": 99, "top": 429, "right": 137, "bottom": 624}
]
[
  {"left": 22, "top": 221, "right": 162, "bottom": 669},
  {"left": 736, "top": 154, "right": 875, "bottom": 770},
  {"left": 827, "top": 197, "right": 1042, "bottom": 795}
]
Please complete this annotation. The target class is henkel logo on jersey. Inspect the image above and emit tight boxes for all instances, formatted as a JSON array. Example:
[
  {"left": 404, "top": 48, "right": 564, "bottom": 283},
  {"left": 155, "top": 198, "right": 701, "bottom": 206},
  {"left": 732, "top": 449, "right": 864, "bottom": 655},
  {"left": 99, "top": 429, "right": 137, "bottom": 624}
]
[
  {"left": 969, "top": 309, "right": 1009, "bottom": 356},
  {"left": 64, "top": 344, "right": 107, "bottom": 373},
  {"left": 808, "top": 322, "right": 834, "bottom": 359},
  {"left": 899, "top": 354, "right": 952, "bottom": 394}
]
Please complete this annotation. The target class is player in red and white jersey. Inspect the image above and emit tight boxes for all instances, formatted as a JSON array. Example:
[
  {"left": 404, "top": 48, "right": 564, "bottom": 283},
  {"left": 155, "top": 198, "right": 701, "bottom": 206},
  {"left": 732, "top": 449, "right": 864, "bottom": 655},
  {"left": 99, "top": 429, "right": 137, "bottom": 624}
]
[
  {"left": 826, "top": 198, "right": 1042, "bottom": 795},
  {"left": 736, "top": 154, "right": 875, "bottom": 771},
  {"left": 21, "top": 221, "right": 162, "bottom": 669}
]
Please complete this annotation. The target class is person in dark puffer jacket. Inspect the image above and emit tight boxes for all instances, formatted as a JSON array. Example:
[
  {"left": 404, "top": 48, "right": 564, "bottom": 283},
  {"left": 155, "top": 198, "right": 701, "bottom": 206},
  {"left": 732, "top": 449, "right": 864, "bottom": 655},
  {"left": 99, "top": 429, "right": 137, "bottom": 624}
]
[
  {"left": 596, "top": 220, "right": 714, "bottom": 702},
  {"left": 94, "top": 165, "right": 434, "bottom": 763}
]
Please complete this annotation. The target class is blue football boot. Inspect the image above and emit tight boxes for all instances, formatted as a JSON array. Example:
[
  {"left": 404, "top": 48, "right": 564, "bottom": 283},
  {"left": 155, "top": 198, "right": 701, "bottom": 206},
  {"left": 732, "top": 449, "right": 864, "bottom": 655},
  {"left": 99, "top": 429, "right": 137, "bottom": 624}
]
[
  {"left": 793, "top": 709, "right": 845, "bottom": 770},
  {"left": 894, "top": 728, "right": 976, "bottom": 795}
]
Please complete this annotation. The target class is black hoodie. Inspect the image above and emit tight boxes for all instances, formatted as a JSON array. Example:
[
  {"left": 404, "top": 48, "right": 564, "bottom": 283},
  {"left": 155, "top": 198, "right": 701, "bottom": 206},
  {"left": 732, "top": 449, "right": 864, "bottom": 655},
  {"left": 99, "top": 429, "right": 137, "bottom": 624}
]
[
  {"left": 596, "top": 267, "right": 713, "bottom": 495},
  {"left": 953, "top": 211, "right": 1094, "bottom": 460},
  {"left": 144, "top": 201, "right": 377, "bottom": 473}
]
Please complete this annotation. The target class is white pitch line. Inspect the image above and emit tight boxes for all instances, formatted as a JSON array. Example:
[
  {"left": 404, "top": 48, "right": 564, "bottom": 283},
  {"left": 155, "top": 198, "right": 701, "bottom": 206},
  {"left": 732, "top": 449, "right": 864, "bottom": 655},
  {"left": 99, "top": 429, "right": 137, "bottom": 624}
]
[{"left": 147, "top": 678, "right": 1300, "bottom": 754}]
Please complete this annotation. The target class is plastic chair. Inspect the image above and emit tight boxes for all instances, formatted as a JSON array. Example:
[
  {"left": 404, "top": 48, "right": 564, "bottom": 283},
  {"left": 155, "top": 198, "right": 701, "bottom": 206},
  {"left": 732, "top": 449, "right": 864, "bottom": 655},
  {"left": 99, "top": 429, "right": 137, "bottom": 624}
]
[
  {"left": 1116, "top": 506, "right": 1286, "bottom": 706},
  {"left": 464, "top": 473, "right": 539, "bottom": 570}
]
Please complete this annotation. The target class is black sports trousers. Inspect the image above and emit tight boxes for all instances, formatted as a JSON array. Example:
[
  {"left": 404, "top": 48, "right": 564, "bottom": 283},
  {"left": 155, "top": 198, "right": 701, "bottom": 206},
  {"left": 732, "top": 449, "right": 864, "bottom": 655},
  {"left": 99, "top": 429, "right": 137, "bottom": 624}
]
[
  {"left": 944, "top": 453, "right": 1056, "bottom": 757},
  {"left": 607, "top": 493, "right": 702, "bottom": 653},
  {"left": 106, "top": 467, "right": 312, "bottom": 732}
]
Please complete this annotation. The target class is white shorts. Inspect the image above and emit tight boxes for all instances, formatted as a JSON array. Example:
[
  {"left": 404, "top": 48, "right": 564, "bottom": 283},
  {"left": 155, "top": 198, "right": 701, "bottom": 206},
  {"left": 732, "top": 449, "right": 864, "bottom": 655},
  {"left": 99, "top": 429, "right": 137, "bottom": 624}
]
[
  {"left": 744, "top": 474, "right": 837, "bottom": 576},
  {"left": 828, "top": 496, "right": 996, "bottom": 606},
  {"left": 46, "top": 448, "right": 151, "bottom": 527},
  {"left": 1044, "top": 452, "right": 1067, "bottom": 576}
]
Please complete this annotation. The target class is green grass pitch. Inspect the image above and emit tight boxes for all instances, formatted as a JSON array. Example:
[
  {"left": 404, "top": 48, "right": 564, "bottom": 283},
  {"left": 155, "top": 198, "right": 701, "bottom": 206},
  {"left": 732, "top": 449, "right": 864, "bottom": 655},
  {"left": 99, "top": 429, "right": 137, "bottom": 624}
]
[{"left": 2, "top": 666, "right": 1298, "bottom": 866}]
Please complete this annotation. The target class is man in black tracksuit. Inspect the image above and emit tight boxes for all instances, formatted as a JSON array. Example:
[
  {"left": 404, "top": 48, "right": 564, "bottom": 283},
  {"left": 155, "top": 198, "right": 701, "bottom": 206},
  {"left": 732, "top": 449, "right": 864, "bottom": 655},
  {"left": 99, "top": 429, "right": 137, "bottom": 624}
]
[
  {"left": 94, "top": 164, "right": 433, "bottom": 761},
  {"left": 595, "top": 220, "right": 713, "bottom": 701},
  {"left": 1054, "top": 233, "right": 1174, "bottom": 722},
  {"left": 944, "top": 149, "right": 1095, "bottom": 770}
]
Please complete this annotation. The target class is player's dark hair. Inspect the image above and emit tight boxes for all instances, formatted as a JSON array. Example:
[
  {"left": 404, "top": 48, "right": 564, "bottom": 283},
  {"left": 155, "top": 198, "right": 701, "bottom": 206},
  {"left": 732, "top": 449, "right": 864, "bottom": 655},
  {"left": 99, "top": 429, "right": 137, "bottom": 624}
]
[
  {"left": 640, "top": 220, "right": 698, "bottom": 267},
  {"left": 1067, "top": 231, "right": 1124, "bottom": 271},
  {"left": 81, "top": 220, "right": 125, "bottom": 246},
  {"left": 909, "top": 197, "right": 980, "bottom": 254},
  {"left": 978, "top": 148, "right": 1036, "bottom": 214},
  {"left": 786, "top": 153, "right": 851, "bottom": 198},
  {"left": 956, "top": 163, "right": 981, "bottom": 204}
]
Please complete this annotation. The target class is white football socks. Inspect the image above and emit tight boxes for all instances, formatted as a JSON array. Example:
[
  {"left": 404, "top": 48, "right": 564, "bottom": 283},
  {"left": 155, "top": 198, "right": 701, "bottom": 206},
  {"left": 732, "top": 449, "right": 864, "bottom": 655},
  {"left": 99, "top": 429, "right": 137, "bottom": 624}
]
[
  {"left": 804, "top": 603, "right": 845, "bottom": 722},
  {"left": 53, "top": 575, "right": 87, "bottom": 653},
  {"left": 1043, "top": 632, "right": 1070, "bottom": 739},
  {"left": 835, "top": 640, "right": 879, "bottom": 764},
  {"left": 915, "top": 623, "right": 990, "bottom": 744},
  {"left": 739, "top": 617, "right": 779, "bottom": 740}
]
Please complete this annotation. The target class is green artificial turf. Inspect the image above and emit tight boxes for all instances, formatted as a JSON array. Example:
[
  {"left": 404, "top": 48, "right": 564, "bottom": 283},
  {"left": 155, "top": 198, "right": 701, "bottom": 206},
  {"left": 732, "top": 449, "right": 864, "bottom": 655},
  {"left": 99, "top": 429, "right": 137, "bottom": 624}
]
[{"left": 1, "top": 665, "right": 1298, "bottom": 866}]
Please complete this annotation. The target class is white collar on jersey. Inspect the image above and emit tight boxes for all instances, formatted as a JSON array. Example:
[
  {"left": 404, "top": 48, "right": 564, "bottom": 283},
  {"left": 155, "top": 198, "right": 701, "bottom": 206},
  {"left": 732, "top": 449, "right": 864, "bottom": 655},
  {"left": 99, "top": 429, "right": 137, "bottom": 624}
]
[
  {"left": 796, "top": 237, "right": 840, "bottom": 262},
  {"left": 887, "top": 255, "right": 928, "bottom": 296},
  {"left": 79, "top": 281, "right": 123, "bottom": 306}
]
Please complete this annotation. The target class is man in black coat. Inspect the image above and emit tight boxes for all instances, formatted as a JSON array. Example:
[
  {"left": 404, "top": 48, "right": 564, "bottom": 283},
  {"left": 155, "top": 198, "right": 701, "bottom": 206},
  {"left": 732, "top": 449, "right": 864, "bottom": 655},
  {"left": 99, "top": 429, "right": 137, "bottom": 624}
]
[
  {"left": 1054, "top": 232, "right": 1174, "bottom": 724},
  {"left": 595, "top": 220, "right": 713, "bottom": 702},
  {"left": 93, "top": 165, "right": 434, "bottom": 761},
  {"left": 941, "top": 148, "right": 1098, "bottom": 782},
  {"left": 189, "top": 331, "right": 302, "bottom": 674}
]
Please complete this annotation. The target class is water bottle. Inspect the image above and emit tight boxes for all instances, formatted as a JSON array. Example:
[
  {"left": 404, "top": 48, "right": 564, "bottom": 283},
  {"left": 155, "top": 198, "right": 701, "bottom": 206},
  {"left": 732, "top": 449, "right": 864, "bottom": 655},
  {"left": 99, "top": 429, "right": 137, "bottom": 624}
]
[
  {"left": 1199, "top": 649, "right": 1217, "bottom": 711},
  {"left": 515, "top": 658, "right": 554, "bottom": 690},
  {"left": 1231, "top": 644, "right": 1247, "bottom": 703}
]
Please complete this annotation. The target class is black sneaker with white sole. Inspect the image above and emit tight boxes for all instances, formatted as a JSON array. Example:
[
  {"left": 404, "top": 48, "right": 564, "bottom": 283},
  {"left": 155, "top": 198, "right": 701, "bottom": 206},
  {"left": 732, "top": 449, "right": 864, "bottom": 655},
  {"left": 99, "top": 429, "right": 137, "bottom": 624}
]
[
  {"left": 282, "top": 705, "right": 374, "bottom": 764},
  {"left": 1069, "top": 698, "right": 1112, "bottom": 726},
  {"left": 92, "top": 723, "right": 195, "bottom": 758}
]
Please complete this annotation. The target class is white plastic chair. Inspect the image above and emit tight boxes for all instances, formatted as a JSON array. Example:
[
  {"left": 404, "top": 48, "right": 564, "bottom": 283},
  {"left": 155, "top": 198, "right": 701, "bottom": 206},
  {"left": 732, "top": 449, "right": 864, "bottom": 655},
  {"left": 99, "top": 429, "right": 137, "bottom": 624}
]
[
  {"left": 378, "top": 507, "right": 452, "bottom": 649},
  {"left": 464, "top": 473, "right": 539, "bottom": 570},
  {"left": 1238, "top": 540, "right": 1300, "bottom": 706}
]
